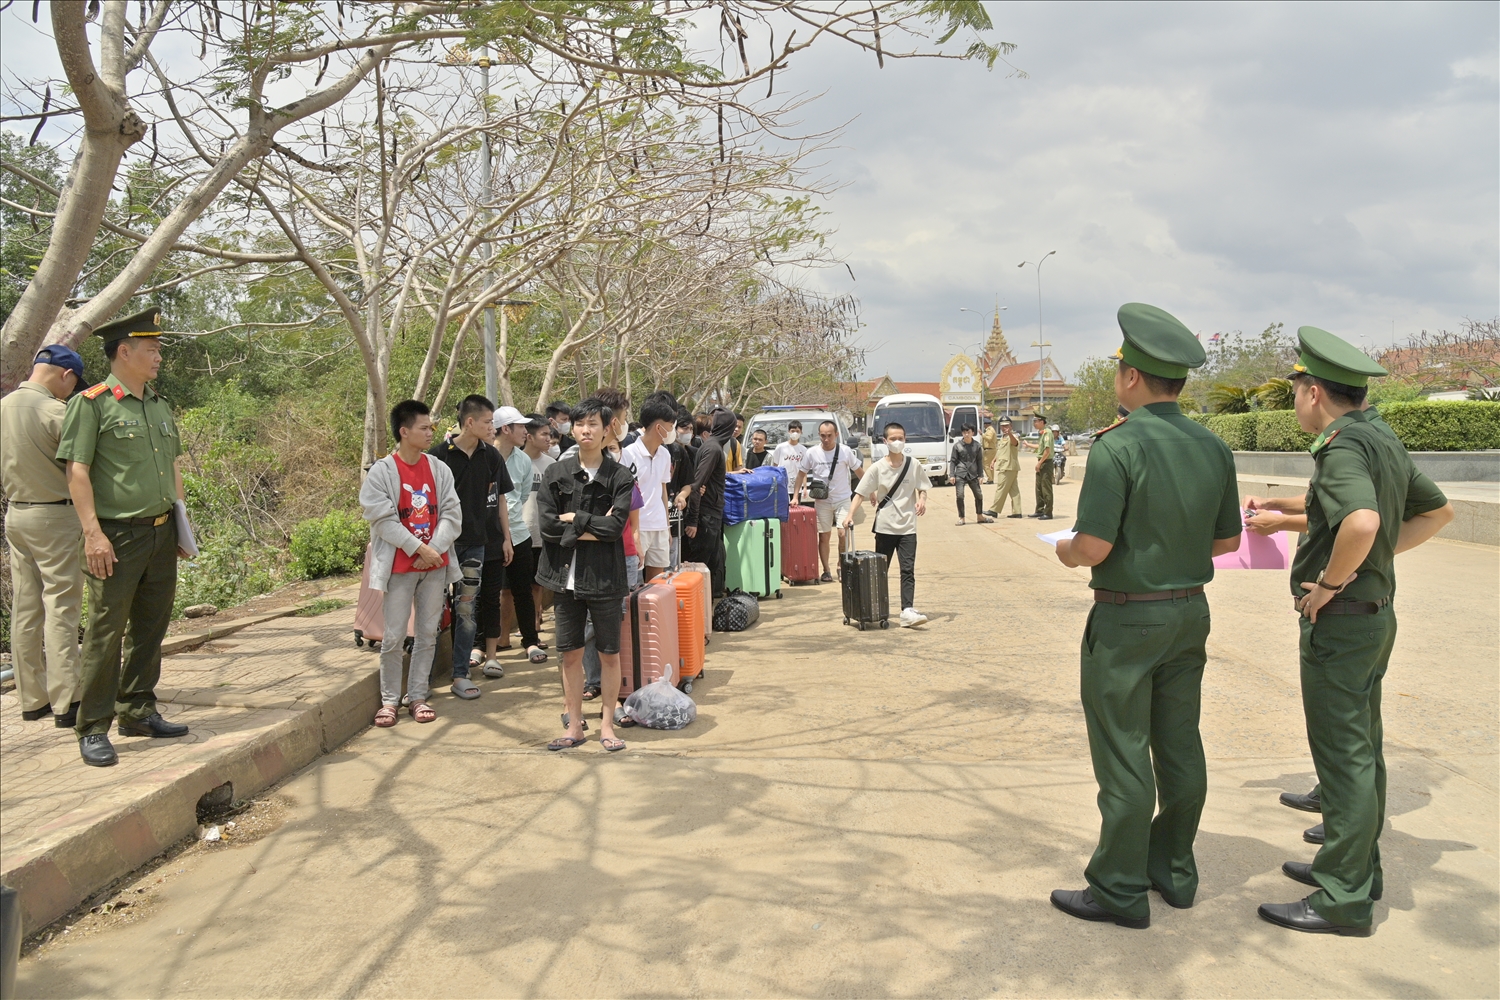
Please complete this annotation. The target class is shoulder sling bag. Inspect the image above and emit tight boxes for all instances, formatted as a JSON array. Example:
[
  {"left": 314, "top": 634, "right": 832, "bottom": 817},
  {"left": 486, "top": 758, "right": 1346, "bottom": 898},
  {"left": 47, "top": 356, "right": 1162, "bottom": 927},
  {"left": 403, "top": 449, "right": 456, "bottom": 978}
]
[
  {"left": 873, "top": 457, "right": 912, "bottom": 528},
  {"left": 807, "top": 442, "right": 837, "bottom": 500}
]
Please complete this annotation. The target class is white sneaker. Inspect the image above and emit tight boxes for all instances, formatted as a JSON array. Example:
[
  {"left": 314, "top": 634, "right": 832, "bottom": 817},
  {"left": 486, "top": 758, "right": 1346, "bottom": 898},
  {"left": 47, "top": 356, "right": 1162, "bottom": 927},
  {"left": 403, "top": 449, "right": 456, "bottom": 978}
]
[
  {"left": 899, "top": 608, "right": 928, "bottom": 628},
  {"left": 482, "top": 659, "right": 505, "bottom": 678}
]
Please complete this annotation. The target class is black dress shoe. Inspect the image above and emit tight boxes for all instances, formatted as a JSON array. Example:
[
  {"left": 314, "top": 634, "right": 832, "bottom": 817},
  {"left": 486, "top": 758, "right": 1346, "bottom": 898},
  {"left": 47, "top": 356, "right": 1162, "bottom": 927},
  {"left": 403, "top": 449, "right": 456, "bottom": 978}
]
[
  {"left": 54, "top": 701, "right": 80, "bottom": 728},
  {"left": 1283, "top": 861, "right": 1380, "bottom": 900},
  {"left": 79, "top": 733, "right": 118, "bottom": 767},
  {"left": 1280, "top": 789, "right": 1322, "bottom": 813},
  {"left": 117, "top": 712, "right": 189, "bottom": 738},
  {"left": 1036, "top": 514, "right": 1053, "bottom": 521},
  {"left": 1007, "top": 513, "right": 1024, "bottom": 518},
  {"left": 1304, "top": 823, "right": 1325, "bottom": 845},
  {"left": 1257, "top": 898, "right": 1370, "bottom": 936},
  {"left": 1049, "top": 888, "right": 1149, "bottom": 929},
  {"left": 22, "top": 703, "right": 52, "bottom": 721}
]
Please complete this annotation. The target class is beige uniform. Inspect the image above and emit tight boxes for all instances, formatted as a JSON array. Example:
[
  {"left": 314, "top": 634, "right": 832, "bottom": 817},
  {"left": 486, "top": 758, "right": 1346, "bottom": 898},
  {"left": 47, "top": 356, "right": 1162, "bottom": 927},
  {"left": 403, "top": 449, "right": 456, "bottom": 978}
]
[
  {"left": 0, "top": 381, "right": 83, "bottom": 715},
  {"left": 989, "top": 430, "right": 1022, "bottom": 516}
]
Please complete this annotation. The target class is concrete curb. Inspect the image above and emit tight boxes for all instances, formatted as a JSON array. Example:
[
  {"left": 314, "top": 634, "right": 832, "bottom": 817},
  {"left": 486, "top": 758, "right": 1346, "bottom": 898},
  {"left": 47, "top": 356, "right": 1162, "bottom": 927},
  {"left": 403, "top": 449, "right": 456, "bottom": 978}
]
[
  {"left": 160, "top": 606, "right": 305, "bottom": 656},
  {"left": 1, "top": 598, "right": 379, "bottom": 937}
]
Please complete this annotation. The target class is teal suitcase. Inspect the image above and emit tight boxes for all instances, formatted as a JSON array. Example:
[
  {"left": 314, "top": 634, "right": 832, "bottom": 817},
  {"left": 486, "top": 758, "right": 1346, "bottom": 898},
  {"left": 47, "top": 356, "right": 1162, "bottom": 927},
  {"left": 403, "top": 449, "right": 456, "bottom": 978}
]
[{"left": 724, "top": 518, "right": 783, "bottom": 599}]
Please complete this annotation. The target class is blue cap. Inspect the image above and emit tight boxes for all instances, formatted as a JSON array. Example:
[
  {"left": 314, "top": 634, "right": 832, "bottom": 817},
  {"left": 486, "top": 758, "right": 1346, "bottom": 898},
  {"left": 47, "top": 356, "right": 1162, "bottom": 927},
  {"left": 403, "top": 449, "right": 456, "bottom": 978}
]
[{"left": 34, "top": 344, "right": 85, "bottom": 382}]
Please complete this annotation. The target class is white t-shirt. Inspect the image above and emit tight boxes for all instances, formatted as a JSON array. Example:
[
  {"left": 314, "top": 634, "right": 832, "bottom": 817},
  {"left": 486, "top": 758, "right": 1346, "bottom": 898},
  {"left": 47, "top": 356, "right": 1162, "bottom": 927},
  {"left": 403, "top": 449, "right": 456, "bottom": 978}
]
[
  {"left": 799, "top": 443, "right": 863, "bottom": 504},
  {"left": 523, "top": 451, "right": 555, "bottom": 548},
  {"left": 565, "top": 462, "right": 599, "bottom": 591},
  {"left": 772, "top": 441, "right": 808, "bottom": 495},
  {"left": 622, "top": 438, "right": 672, "bottom": 532}
]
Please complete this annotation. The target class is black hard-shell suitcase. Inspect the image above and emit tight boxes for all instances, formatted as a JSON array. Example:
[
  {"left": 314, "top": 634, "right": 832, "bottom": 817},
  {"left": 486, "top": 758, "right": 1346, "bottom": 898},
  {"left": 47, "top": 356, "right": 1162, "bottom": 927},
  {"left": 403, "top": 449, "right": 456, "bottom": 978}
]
[{"left": 840, "top": 527, "right": 889, "bottom": 630}]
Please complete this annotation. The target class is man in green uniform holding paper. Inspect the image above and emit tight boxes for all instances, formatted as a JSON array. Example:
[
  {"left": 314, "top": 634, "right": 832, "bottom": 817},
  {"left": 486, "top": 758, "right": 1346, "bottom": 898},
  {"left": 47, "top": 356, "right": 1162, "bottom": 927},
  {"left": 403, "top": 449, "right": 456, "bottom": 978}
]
[
  {"left": 1050, "top": 303, "right": 1243, "bottom": 929},
  {"left": 1257, "top": 327, "right": 1452, "bottom": 936},
  {"left": 56, "top": 308, "right": 192, "bottom": 767}
]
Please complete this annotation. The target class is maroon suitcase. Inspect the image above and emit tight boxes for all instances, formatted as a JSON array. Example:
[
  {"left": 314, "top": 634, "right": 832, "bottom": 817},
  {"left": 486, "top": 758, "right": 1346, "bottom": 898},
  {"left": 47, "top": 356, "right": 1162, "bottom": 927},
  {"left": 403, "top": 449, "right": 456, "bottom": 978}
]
[
  {"left": 618, "top": 580, "right": 683, "bottom": 697},
  {"left": 782, "top": 504, "right": 820, "bottom": 584}
]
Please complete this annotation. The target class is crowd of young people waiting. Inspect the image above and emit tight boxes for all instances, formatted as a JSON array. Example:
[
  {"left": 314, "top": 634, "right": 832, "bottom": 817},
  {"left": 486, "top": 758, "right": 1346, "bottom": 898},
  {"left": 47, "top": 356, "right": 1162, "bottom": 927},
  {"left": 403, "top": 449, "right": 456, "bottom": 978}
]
[{"left": 359, "top": 389, "right": 936, "bottom": 746}]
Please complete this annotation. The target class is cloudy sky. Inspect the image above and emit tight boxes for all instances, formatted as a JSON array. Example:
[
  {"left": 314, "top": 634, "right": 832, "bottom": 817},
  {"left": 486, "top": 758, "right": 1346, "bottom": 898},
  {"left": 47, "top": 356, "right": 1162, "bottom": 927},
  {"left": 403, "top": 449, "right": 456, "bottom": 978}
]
[{"left": 773, "top": 1, "right": 1499, "bottom": 381}]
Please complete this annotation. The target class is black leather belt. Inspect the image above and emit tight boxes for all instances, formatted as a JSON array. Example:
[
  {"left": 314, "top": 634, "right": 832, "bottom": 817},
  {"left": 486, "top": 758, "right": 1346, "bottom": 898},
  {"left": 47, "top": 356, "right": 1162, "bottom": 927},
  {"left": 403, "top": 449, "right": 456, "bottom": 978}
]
[
  {"left": 1094, "top": 586, "right": 1204, "bottom": 604},
  {"left": 10, "top": 498, "right": 74, "bottom": 506},
  {"left": 1295, "top": 596, "right": 1390, "bottom": 615},
  {"left": 101, "top": 512, "right": 171, "bottom": 527}
]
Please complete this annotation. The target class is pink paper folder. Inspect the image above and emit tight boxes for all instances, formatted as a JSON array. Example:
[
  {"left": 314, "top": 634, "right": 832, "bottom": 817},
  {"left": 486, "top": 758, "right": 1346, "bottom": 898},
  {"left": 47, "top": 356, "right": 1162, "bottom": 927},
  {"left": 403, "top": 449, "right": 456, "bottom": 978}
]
[{"left": 1213, "top": 528, "right": 1291, "bottom": 570}]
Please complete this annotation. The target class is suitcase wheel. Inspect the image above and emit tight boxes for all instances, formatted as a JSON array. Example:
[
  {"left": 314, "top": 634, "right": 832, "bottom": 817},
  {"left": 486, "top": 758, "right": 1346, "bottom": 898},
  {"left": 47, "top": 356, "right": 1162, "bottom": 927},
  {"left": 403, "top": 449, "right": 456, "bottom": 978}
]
[
  {"left": 369, "top": 638, "right": 382, "bottom": 651},
  {"left": 403, "top": 636, "right": 414, "bottom": 653},
  {"left": 880, "top": 619, "right": 890, "bottom": 629},
  {"left": 857, "top": 621, "right": 866, "bottom": 631},
  {"left": 354, "top": 630, "right": 364, "bottom": 648},
  {"left": 775, "top": 591, "right": 783, "bottom": 599},
  {"left": 681, "top": 679, "right": 694, "bottom": 694},
  {"left": 843, "top": 616, "right": 850, "bottom": 626}
]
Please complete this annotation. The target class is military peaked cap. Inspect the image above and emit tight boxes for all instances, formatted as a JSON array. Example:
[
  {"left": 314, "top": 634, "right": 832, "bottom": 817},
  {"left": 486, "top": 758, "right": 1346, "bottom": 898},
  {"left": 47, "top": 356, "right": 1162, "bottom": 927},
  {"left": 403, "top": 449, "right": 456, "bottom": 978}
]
[
  {"left": 1113, "top": 303, "right": 1206, "bottom": 380},
  {"left": 1290, "top": 326, "right": 1387, "bottom": 388}
]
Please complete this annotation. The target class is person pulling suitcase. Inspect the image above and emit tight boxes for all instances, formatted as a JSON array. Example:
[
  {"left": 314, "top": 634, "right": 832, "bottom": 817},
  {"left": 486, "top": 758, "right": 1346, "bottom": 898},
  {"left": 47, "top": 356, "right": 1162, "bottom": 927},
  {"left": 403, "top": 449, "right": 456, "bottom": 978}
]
[{"left": 843, "top": 421, "right": 930, "bottom": 628}]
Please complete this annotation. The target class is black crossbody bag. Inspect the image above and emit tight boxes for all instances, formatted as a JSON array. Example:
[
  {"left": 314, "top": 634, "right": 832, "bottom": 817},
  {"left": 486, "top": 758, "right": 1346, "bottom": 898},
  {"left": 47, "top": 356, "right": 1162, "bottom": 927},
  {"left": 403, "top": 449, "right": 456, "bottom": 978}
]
[{"left": 807, "top": 442, "right": 839, "bottom": 500}]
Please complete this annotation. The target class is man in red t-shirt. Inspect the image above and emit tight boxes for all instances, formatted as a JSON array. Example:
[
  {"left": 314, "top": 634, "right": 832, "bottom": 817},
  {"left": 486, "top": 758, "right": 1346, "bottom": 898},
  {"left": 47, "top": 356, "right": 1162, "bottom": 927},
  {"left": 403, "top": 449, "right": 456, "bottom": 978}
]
[{"left": 360, "top": 400, "right": 463, "bottom": 727}]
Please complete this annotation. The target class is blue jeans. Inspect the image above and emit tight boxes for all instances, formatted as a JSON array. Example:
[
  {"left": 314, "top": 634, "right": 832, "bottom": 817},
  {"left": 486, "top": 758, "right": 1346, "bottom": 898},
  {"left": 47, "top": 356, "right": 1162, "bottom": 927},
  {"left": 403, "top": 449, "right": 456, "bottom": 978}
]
[
  {"left": 452, "top": 545, "right": 485, "bottom": 677},
  {"left": 584, "top": 555, "right": 639, "bottom": 688}
]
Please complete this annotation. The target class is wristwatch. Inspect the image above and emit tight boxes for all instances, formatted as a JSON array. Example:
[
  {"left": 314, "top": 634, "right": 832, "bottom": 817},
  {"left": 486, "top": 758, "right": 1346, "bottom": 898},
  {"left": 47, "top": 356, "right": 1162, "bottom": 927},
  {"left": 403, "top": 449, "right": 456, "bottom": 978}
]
[{"left": 1315, "top": 569, "right": 1347, "bottom": 592}]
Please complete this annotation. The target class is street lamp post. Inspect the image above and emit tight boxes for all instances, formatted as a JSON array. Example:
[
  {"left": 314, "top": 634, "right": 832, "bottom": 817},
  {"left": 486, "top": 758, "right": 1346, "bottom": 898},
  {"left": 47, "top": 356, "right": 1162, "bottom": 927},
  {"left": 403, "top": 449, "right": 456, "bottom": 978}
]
[{"left": 1018, "top": 251, "right": 1057, "bottom": 419}]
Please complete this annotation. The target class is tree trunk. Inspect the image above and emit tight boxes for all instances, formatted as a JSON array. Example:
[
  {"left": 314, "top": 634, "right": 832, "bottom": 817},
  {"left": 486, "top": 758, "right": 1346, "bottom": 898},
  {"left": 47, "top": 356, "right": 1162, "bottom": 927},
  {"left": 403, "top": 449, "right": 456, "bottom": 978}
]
[{"left": 0, "top": 1, "right": 144, "bottom": 390}]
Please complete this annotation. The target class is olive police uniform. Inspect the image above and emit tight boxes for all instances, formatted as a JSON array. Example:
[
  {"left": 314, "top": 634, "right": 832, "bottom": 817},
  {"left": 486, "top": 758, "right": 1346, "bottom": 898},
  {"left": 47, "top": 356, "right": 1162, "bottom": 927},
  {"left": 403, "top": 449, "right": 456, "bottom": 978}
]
[
  {"left": 1275, "top": 328, "right": 1446, "bottom": 930},
  {"left": 1033, "top": 423, "right": 1055, "bottom": 517},
  {"left": 980, "top": 425, "right": 998, "bottom": 483},
  {"left": 0, "top": 347, "right": 87, "bottom": 723},
  {"left": 1060, "top": 303, "right": 1241, "bottom": 925},
  {"left": 986, "top": 423, "right": 1022, "bottom": 516},
  {"left": 55, "top": 311, "right": 185, "bottom": 744}
]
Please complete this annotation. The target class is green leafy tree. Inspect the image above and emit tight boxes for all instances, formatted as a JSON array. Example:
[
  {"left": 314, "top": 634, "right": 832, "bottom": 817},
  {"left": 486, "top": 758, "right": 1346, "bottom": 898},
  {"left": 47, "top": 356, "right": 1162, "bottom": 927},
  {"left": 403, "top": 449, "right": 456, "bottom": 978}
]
[
  {"left": 1253, "top": 377, "right": 1295, "bottom": 410},
  {"left": 1067, "top": 356, "right": 1118, "bottom": 431},
  {"left": 1208, "top": 383, "right": 1253, "bottom": 414}
]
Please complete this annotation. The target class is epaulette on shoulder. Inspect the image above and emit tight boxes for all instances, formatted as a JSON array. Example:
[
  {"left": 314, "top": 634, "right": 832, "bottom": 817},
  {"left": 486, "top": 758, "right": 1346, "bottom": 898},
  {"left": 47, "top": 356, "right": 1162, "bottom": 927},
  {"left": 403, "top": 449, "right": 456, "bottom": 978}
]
[
  {"left": 1092, "top": 416, "right": 1127, "bottom": 439},
  {"left": 81, "top": 382, "right": 110, "bottom": 400}
]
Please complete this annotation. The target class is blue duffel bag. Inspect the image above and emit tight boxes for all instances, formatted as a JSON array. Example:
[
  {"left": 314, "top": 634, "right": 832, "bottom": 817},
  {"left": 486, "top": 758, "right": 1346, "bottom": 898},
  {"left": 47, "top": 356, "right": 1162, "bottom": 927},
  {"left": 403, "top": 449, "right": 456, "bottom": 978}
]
[{"left": 723, "top": 465, "right": 789, "bottom": 526}]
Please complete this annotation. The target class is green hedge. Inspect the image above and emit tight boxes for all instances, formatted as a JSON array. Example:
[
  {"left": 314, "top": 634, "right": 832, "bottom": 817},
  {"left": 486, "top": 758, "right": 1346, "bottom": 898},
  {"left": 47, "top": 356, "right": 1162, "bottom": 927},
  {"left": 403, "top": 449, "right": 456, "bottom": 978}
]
[
  {"left": 289, "top": 510, "right": 368, "bottom": 579},
  {"left": 1204, "top": 412, "right": 1257, "bottom": 451},
  {"left": 1254, "top": 410, "right": 1315, "bottom": 452},
  {"left": 1186, "top": 400, "right": 1500, "bottom": 452},
  {"left": 1378, "top": 401, "right": 1500, "bottom": 452}
]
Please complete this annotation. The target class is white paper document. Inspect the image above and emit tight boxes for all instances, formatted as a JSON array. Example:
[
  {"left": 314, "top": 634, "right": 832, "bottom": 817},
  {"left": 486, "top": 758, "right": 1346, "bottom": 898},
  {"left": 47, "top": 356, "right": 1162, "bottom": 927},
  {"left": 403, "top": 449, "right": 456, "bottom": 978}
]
[
  {"left": 1037, "top": 528, "right": 1077, "bottom": 546},
  {"left": 173, "top": 500, "right": 200, "bottom": 558}
]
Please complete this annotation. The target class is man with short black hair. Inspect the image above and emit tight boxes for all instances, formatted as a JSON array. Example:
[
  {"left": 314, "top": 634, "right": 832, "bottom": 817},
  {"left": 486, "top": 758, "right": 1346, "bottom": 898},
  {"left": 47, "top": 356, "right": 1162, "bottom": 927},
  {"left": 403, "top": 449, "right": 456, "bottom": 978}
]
[
  {"left": 772, "top": 420, "right": 808, "bottom": 501},
  {"left": 626, "top": 394, "right": 678, "bottom": 579},
  {"left": 743, "top": 428, "right": 771, "bottom": 469},
  {"left": 792, "top": 419, "right": 864, "bottom": 583},
  {"left": 363, "top": 400, "right": 463, "bottom": 728},
  {"left": 844, "top": 422, "right": 931, "bottom": 627},
  {"left": 545, "top": 400, "right": 576, "bottom": 457},
  {"left": 430, "top": 395, "right": 513, "bottom": 699},
  {"left": 950, "top": 424, "right": 990, "bottom": 526},
  {"left": 684, "top": 408, "right": 735, "bottom": 597},
  {"left": 536, "top": 398, "right": 635, "bottom": 752}
]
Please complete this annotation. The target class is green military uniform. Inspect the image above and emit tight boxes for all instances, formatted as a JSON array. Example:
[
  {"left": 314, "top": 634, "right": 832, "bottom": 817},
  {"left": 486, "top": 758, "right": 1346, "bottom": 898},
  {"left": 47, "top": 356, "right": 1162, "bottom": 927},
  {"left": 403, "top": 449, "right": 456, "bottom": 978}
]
[
  {"left": 1033, "top": 424, "right": 1055, "bottom": 517},
  {"left": 1066, "top": 303, "right": 1241, "bottom": 923},
  {"left": 55, "top": 311, "right": 184, "bottom": 741},
  {"left": 1280, "top": 328, "right": 1447, "bottom": 930}
]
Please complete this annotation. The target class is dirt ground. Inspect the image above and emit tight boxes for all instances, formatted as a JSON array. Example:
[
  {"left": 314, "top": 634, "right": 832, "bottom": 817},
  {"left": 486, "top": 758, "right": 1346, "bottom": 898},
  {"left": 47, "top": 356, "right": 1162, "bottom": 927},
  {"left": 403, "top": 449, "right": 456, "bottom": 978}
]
[{"left": 14, "top": 479, "right": 1498, "bottom": 999}]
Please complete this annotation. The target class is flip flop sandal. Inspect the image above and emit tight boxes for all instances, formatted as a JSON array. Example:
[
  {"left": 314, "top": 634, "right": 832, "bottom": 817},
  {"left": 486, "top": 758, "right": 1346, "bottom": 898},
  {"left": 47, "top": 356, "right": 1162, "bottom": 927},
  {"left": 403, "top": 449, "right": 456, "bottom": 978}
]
[
  {"left": 409, "top": 701, "right": 437, "bottom": 723},
  {"left": 451, "top": 677, "right": 481, "bottom": 700},
  {"left": 373, "top": 705, "right": 398, "bottom": 728},
  {"left": 548, "top": 735, "right": 587, "bottom": 751},
  {"left": 528, "top": 647, "right": 549, "bottom": 664},
  {"left": 581, "top": 686, "right": 601, "bottom": 701},
  {"left": 600, "top": 737, "right": 626, "bottom": 752},
  {"left": 819, "top": 572, "right": 834, "bottom": 583}
]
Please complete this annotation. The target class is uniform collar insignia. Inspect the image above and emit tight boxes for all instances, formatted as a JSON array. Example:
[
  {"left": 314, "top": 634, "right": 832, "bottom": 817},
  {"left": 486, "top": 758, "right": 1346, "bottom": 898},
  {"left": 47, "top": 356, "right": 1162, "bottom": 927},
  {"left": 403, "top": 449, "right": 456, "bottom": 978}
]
[
  {"left": 1093, "top": 415, "right": 1128, "bottom": 439},
  {"left": 82, "top": 382, "right": 110, "bottom": 399}
]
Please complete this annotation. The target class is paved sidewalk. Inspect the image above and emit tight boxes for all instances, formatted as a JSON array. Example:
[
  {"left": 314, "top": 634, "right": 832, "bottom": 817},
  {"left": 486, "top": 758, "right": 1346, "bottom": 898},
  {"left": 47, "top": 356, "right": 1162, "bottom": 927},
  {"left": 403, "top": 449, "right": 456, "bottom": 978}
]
[{"left": 0, "top": 586, "right": 379, "bottom": 933}]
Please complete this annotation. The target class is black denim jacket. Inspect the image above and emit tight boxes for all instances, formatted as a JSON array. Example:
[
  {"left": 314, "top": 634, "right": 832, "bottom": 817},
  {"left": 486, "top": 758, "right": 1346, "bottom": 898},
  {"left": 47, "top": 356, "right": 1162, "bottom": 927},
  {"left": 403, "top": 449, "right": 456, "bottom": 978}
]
[{"left": 534, "top": 451, "right": 635, "bottom": 598}]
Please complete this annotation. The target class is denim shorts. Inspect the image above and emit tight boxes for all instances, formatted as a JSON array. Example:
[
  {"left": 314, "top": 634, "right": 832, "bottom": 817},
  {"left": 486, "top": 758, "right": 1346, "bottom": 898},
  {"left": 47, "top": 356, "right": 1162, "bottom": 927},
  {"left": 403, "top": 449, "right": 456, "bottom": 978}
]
[{"left": 553, "top": 590, "right": 624, "bottom": 654}]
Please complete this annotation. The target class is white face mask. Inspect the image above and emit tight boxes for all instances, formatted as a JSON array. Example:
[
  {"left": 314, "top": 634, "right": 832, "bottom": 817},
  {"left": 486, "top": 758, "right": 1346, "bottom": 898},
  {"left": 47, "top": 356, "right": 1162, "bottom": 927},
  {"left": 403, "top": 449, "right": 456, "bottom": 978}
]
[
  {"left": 788, "top": 431, "right": 800, "bottom": 443},
  {"left": 556, "top": 420, "right": 572, "bottom": 435},
  {"left": 677, "top": 431, "right": 693, "bottom": 446},
  {"left": 886, "top": 439, "right": 906, "bottom": 455}
]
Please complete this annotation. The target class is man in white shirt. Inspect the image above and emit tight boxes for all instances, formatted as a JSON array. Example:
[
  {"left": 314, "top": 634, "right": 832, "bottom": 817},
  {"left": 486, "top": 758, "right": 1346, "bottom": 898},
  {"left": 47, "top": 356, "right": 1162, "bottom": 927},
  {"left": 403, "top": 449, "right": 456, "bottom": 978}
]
[
  {"left": 622, "top": 395, "right": 677, "bottom": 579},
  {"left": 844, "top": 421, "right": 931, "bottom": 627},
  {"left": 792, "top": 419, "right": 865, "bottom": 584},
  {"left": 771, "top": 420, "right": 809, "bottom": 501}
]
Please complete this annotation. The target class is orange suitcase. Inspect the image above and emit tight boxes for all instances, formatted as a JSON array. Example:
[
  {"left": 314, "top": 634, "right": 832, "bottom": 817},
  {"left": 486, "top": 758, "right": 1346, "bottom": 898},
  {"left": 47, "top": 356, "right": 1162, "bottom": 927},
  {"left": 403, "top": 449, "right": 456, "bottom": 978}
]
[{"left": 661, "top": 569, "right": 707, "bottom": 688}]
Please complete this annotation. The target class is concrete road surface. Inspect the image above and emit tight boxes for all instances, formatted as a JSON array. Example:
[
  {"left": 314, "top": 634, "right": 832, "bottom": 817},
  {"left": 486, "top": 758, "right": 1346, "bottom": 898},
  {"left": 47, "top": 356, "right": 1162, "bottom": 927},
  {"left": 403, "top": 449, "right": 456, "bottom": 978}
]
[{"left": 16, "top": 479, "right": 1498, "bottom": 998}]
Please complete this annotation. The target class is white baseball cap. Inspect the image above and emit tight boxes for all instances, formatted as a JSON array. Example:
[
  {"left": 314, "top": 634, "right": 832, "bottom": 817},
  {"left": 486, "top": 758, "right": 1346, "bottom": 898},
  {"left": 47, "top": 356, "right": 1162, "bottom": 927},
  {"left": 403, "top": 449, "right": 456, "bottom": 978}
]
[{"left": 493, "top": 405, "right": 529, "bottom": 428}]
